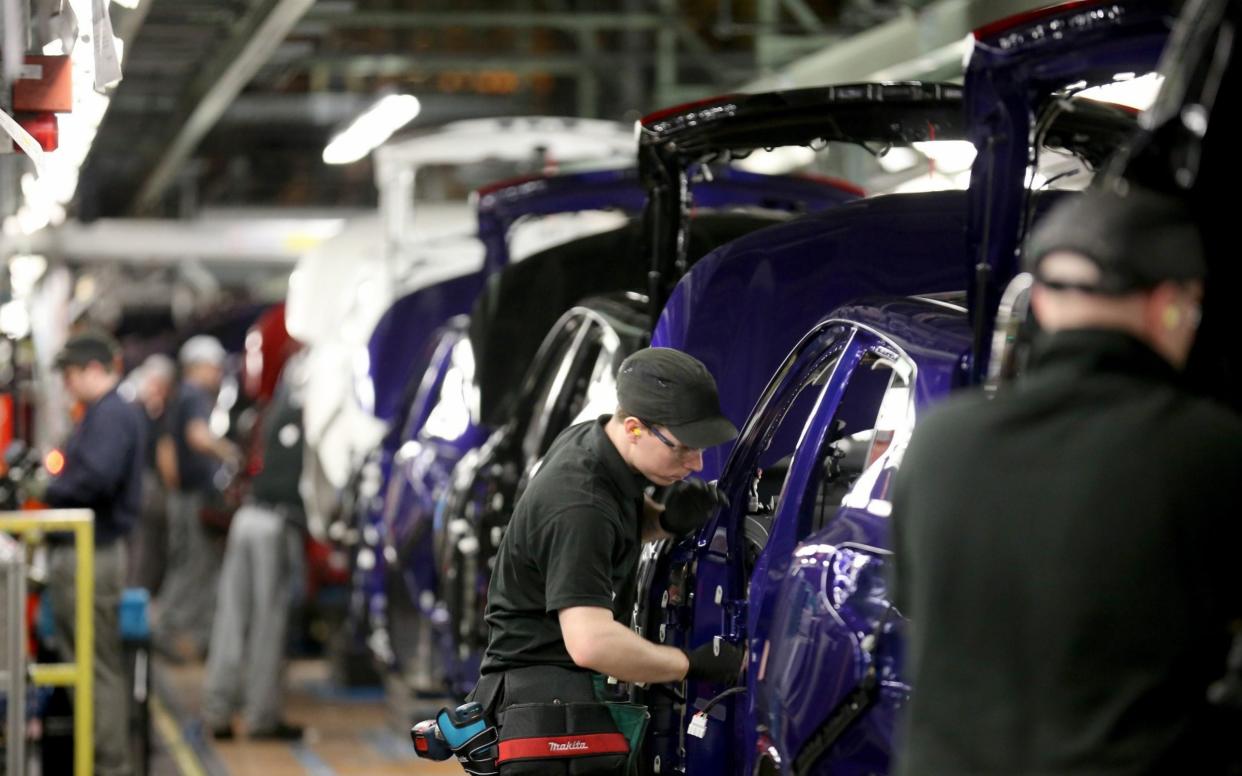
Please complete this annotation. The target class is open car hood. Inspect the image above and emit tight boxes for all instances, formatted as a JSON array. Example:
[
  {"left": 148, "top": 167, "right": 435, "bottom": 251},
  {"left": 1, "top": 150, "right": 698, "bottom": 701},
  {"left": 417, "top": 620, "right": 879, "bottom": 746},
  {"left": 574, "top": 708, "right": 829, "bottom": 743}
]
[
  {"left": 639, "top": 82, "right": 964, "bottom": 163},
  {"left": 1111, "top": 0, "right": 1242, "bottom": 411},
  {"left": 964, "top": 0, "right": 1175, "bottom": 380},
  {"left": 638, "top": 82, "right": 962, "bottom": 321}
]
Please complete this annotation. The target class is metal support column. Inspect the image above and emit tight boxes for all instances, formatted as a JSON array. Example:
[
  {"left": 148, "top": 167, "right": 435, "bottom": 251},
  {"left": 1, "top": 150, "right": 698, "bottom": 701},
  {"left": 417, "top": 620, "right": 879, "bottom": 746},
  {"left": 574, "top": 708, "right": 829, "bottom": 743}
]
[
  {"left": 654, "top": 7, "right": 678, "bottom": 109},
  {"left": 576, "top": 28, "right": 600, "bottom": 119}
]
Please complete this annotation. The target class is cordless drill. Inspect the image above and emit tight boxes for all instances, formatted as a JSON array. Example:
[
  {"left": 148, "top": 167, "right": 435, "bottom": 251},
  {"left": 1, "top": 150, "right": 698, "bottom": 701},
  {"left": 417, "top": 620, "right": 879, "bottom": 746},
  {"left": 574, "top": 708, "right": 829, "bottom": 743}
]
[{"left": 411, "top": 701, "right": 498, "bottom": 775}]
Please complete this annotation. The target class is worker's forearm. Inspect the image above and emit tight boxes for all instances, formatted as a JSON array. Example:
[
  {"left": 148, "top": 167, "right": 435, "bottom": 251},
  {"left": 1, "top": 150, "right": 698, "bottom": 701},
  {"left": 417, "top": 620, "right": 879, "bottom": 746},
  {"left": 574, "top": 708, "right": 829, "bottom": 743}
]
[{"left": 572, "top": 619, "right": 688, "bottom": 684}]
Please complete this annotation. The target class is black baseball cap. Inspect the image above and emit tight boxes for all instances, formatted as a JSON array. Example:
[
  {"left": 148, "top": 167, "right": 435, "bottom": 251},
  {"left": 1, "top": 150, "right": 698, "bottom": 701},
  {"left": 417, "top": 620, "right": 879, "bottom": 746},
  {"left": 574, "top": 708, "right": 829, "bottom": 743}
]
[
  {"left": 1024, "top": 182, "right": 1205, "bottom": 295},
  {"left": 53, "top": 331, "right": 119, "bottom": 370},
  {"left": 616, "top": 347, "right": 738, "bottom": 449}
]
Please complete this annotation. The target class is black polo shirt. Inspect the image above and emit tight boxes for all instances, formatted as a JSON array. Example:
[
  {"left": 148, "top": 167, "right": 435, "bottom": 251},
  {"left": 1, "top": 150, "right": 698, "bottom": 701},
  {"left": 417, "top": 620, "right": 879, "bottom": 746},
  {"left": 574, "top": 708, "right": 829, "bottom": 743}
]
[{"left": 481, "top": 415, "right": 649, "bottom": 674}]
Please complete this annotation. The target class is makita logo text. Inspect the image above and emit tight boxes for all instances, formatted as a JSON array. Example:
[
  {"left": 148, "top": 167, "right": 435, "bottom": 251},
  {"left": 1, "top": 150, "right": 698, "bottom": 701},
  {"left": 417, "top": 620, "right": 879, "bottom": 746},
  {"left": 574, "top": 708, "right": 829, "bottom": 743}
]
[{"left": 548, "top": 740, "right": 589, "bottom": 752}]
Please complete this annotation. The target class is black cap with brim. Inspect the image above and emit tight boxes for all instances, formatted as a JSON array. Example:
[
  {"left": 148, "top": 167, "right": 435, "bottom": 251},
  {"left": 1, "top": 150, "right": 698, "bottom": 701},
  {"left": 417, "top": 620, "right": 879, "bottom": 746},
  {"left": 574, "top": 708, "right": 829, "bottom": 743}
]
[
  {"left": 1024, "top": 182, "right": 1205, "bottom": 294},
  {"left": 666, "top": 415, "right": 739, "bottom": 450},
  {"left": 617, "top": 347, "right": 738, "bottom": 449},
  {"left": 53, "top": 332, "right": 119, "bottom": 370}
]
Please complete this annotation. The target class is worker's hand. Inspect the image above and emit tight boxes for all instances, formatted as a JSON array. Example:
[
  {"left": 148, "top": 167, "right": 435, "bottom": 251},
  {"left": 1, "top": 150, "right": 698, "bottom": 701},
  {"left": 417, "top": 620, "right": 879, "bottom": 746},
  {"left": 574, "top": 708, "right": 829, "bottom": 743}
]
[
  {"left": 684, "top": 640, "right": 745, "bottom": 684},
  {"left": 659, "top": 480, "right": 729, "bottom": 536}
]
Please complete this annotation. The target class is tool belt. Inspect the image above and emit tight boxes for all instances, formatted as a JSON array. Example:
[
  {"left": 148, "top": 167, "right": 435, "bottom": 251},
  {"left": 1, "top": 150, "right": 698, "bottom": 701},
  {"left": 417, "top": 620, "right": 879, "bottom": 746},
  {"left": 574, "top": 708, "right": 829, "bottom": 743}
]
[{"left": 470, "top": 665, "right": 649, "bottom": 775}]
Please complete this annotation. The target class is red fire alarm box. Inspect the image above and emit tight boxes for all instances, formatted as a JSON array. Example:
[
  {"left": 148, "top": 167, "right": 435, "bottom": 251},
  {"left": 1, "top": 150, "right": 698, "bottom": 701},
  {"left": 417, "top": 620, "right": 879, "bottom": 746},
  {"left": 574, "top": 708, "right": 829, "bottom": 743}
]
[{"left": 12, "top": 55, "right": 72, "bottom": 113}]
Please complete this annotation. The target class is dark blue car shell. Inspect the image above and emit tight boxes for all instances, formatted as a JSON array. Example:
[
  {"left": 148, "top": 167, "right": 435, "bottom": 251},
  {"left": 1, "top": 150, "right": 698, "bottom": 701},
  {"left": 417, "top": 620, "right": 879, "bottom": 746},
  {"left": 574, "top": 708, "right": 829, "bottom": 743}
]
[
  {"left": 636, "top": 2, "right": 1171, "bottom": 774},
  {"left": 652, "top": 190, "right": 969, "bottom": 482},
  {"left": 364, "top": 168, "right": 862, "bottom": 687}
]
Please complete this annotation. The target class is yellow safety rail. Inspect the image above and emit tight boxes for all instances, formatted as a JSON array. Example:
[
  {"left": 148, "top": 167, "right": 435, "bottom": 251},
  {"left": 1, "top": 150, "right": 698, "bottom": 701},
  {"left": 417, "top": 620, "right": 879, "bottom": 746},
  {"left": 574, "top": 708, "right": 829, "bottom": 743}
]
[{"left": 0, "top": 508, "right": 94, "bottom": 776}]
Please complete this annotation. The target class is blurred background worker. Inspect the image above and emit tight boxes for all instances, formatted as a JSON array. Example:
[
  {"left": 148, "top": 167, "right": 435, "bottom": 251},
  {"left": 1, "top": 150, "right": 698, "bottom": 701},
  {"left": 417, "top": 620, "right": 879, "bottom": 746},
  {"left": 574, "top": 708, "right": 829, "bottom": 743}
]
[
  {"left": 891, "top": 184, "right": 1242, "bottom": 774},
  {"left": 127, "top": 353, "right": 177, "bottom": 592},
  {"left": 202, "top": 356, "right": 308, "bottom": 741},
  {"left": 45, "top": 330, "right": 146, "bottom": 776},
  {"left": 155, "top": 334, "right": 240, "bottom": 661}
]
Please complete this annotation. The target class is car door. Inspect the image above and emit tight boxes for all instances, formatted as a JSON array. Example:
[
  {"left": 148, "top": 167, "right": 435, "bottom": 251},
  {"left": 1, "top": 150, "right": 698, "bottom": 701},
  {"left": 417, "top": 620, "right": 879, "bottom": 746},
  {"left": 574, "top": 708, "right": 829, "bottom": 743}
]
[
  {"left": 748, "top": 330, "right": 919, "bottom": 775},
  {"left": 633, "top": 321, "right": 863, "bottom": 775}
]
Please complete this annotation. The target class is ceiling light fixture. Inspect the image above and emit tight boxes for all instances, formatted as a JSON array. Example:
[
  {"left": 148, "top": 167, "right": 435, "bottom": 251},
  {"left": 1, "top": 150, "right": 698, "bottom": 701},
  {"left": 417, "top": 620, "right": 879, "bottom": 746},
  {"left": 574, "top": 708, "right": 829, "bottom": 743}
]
[{"left": 323, "top": 94, "right": 421, "bottom": 165}]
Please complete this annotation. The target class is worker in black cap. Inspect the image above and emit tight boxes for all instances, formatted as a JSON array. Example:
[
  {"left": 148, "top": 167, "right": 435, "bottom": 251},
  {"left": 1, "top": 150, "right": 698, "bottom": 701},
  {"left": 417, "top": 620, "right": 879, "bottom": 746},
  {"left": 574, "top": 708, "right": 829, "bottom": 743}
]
[
  {"left": 459, "top": 347, "right": 744, "bottom": 768},
  {"left": 45, "top": 330, "right": 146, "bottom": 776},
  {"left": 891, "top": 182, "right": 1242, "bottom": 775}
]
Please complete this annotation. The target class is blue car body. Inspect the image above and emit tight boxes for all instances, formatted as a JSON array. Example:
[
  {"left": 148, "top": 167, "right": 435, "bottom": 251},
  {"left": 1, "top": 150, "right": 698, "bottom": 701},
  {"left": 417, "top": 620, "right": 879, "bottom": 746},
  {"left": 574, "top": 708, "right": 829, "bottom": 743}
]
[
  {"left": 652, "top": 191, "right": 968, "bottom": 481},
  {"left": 362, "top": 167, "right": 861, "bottom": 685},
  {"left": 633, "top": 2, "right": 1170, "bottom": 774},
  {"left": 637, "top": 196, "right": 973, "bottom": 775}
]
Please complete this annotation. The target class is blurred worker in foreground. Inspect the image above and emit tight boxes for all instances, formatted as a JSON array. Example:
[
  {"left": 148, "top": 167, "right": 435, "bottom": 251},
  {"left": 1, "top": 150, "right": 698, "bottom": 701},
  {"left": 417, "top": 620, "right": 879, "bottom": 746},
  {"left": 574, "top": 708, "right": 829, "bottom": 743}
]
[
  {"left": 202, "top": 355, "right": 308, "bottom": 740},
  {"left": 155, "top": 335, "right": 240, "bottom": 661},
  {"left": 46, "top": 330, "right": 146, "bottom": 776},
  {"left": 127, "top": 353, "right": 176, "bottom": 592},
  {"left": 892, "top": 183, "right": 1242, "bottom": 774}
]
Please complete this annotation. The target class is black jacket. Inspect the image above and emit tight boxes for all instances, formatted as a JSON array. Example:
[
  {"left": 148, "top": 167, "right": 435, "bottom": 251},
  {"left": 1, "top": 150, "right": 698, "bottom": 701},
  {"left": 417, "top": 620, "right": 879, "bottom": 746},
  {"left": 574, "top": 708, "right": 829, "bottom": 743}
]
[
  {"left": 46, "top": 387, "right": 146, "bottom": 545},
  {"left": 892, "top": 329, "right": 1242, "bottom": 775}
]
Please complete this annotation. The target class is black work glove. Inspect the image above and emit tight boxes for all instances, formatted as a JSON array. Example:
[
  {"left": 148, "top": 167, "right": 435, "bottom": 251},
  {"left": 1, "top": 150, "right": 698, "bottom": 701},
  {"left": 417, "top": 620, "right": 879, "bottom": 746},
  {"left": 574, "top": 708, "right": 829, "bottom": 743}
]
[
  {"left": 659, "top": 480, "right": 729, "bottom": 536},
  {"left": 684, "top": 640, "right": 745, "bottom": 684}
]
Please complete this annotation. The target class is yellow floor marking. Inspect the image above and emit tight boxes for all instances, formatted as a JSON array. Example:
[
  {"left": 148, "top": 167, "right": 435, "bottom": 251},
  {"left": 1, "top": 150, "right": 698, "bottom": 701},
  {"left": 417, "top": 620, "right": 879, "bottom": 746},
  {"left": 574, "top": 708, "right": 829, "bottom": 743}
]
[{"left": 151, "top": 694, "right": 208, "bottom": 776}]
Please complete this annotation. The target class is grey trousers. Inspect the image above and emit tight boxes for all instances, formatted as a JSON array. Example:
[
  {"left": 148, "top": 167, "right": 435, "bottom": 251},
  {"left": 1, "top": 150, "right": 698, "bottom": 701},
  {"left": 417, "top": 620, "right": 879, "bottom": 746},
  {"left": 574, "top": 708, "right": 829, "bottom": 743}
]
[
  {"left": 48, "top": 541, "right": 132, "bottom": 776},
  {"left": 128, "top": 471, "right": 167, "bottom": 593},
  {"left": 201, "top": 504, "right": 304, "bottom": 731},
  {"left": 155, "top": 490, "right": 221, "bottom": 654}
]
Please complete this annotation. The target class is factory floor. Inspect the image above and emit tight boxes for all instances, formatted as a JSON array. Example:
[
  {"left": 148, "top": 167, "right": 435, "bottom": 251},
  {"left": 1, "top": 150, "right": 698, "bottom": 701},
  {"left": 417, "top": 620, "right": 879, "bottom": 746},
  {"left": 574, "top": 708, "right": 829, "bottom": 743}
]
[{"left": 147, "top": 657, "right": 459, "bottom": 776}]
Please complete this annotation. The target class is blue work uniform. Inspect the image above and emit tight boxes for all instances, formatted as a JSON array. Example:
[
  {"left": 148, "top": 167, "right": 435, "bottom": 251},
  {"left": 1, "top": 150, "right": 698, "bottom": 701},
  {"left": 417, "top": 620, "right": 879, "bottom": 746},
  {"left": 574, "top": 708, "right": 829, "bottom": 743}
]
[
  {"left": 46, "top": 387, "right": 145, "bottom": 544},
  {"left": 44, "top": 385, "right": 145, "bottom": 776}
]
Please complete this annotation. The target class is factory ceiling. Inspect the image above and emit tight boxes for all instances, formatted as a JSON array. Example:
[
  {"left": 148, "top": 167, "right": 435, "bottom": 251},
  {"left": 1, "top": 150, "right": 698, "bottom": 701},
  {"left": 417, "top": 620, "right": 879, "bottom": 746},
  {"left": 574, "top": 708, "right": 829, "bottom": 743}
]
[{"left": 77, "top": 0, "right": 908, "bottom": 219}]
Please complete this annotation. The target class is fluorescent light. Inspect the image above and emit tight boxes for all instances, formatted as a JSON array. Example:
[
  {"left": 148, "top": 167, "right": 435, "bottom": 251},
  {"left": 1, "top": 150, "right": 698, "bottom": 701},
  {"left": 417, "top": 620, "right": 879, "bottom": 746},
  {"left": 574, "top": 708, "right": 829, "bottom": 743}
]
[
  {"left": 732, "top": 145, "right": 818, "bottom": 175},
  {"left": 323, "top": 94, "right": 421, "bottom": 165},
  {"left": 911, "top": 140, "right": 977, "bottom": 174},
  {"left": 877, "top": 146, "right": 921, "bottom": 173},
  {"left": 9, "top": 254, "right": 48, "bottom": 297},
  {"left": 1076, "top": 72, "right": 1164, "bottom": 112},
  {"left": 0, "top": 301, "right": 31, "bottom": 339}
]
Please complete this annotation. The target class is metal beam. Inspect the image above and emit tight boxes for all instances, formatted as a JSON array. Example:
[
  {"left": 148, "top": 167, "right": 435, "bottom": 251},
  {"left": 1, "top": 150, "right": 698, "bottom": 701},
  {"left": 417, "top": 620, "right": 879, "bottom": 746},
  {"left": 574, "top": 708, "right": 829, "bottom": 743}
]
[
  {"left": 131, "top": 0, "right": 314, "bottom": 214},
  {"left": 32, "top": 214, "right": 349, "bottom": 264},
  {"left": 740, "top": 0, "right": 1052, "bottom": 92},
  {"left": 781, "top": 0, "right": 827, "bottom": 33},
  {"left": 296, "top": 53, "right": 590, "bottom": 77},
  {"left": 299, "top": 10, "right": 664, "bottom": 32},
  {"left": 290, "top": 50, "right": 753, "bottom": 83},
  {"left": 299, "top": 6, "right": 743, "bottom": 84}
]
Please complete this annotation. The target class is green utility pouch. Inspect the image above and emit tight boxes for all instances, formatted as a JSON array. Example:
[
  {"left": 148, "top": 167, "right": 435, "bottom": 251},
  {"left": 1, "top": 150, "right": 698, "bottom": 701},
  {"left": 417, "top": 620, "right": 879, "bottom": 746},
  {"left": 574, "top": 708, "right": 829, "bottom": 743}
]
[{"left": 593, "top": 674, "right": 650, "bottom": 775}]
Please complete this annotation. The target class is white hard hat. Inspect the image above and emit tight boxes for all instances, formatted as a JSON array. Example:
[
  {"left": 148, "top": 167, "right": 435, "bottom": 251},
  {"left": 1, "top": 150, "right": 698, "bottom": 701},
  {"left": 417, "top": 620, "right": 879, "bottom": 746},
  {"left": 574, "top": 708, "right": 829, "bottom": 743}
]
[
  {"left": 179, "top": 335, "right": 227, "bottom": 367},
  {"left": 140, "top": 353, "right": 176, "bottom": 382}
]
